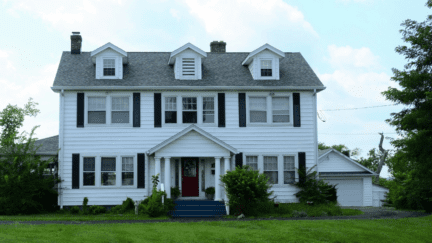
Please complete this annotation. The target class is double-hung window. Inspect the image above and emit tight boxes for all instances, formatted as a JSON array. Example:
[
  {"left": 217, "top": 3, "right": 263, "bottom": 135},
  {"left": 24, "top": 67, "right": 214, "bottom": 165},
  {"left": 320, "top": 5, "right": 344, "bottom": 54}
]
[
  {"left": 88, "top": 97, "right": 106, "bottom": 124},
  {"left": 83, "top": 157, "right": 95, "bottom": 186},
  {"left": 260, "top": 60, "right": 272, "bottom": 77},
  {"left": 122, "top": 157, "right": 134, "bottom": 186},
  {"left": 203, "top": 97, "right": 214, "bottom": 123},
  {"left": 182, "top": 97, "right": 197, "bottom": 123},
  {"left": 246, "top": 156, "right": 258, "bottom": 171},
  {"left": 111, "top": 97, "right": 129, "bottom": 123},
  {"left": 103, "top": 59, "right": 115, "bottom": 76},
  {"left": 249, "top": 97, "right": 267, "bottom": 123},
  {"left": 264, "top": 156, "right": 278, "bottom": 184},
  {"left": 165, "top": 97, "right": 177, "bottom": 123},
  {"left": 272, "top": 97, "right": 289, "bottom": 123},
  {"left": 101, "top": 157, "right": 116, "bottom": 186},
  {"left": 284, "top": 156, "right": 295, "bottom": 184}
]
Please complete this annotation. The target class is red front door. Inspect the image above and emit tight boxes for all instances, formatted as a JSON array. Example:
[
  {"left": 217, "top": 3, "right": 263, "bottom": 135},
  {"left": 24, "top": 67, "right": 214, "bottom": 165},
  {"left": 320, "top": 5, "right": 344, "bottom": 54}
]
[{"left": 181, "top": 157, "right": 199, "bottom": 197}]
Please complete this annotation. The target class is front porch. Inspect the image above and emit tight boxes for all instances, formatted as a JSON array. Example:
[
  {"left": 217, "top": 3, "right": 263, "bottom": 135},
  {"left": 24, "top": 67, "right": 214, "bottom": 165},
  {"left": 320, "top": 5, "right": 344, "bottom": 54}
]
[{"left": 146, "top": 124, "right": 239, "bottom": 203}]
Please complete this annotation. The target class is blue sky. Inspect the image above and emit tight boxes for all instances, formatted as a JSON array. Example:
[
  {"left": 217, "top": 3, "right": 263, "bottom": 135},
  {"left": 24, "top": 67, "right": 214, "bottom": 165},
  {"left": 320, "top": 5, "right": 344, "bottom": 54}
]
[{"left": 0, "top": 0, "right": 430, "bottom": 178}]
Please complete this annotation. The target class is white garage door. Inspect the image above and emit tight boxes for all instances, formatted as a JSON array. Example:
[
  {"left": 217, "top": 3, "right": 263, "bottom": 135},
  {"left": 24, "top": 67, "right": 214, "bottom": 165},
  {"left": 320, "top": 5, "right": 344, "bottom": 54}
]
[{"left": 324, "top": 179, "right": 363, "bottom": 206}]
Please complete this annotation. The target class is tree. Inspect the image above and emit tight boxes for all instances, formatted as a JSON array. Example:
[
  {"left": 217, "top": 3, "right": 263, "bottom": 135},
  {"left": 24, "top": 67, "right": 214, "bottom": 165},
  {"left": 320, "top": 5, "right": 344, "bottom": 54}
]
[
  {"left": 380, "top": 0, "right": 432, "bottom": 212},
  {"left": 0, "top": 98, "right": 60, "bottom": 215}
]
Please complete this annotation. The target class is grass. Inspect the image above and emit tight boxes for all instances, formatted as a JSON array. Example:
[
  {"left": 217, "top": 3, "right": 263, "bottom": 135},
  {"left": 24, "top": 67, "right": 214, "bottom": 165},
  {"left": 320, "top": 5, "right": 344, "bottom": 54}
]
[{"left": 1, "top": 215, "right": 431, "bottom": 242}]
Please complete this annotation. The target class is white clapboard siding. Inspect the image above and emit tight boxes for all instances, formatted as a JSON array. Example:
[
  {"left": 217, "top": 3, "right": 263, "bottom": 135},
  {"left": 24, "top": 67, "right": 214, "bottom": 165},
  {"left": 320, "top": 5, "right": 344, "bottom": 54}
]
[
  {"left": 60, "top": 90, "right": 316, "bottom": 206},
  {"left": 363, "top": 176, "right": 373, "bottom": 206},
  {"left": 319, "top": 152, "right": 366, "bottom": 172}
]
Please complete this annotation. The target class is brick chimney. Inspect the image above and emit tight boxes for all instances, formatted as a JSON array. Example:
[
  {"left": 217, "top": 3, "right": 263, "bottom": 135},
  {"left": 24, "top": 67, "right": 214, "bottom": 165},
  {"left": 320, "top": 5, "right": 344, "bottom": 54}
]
[
  {"left": 210, "top": 41, "right": 226, "bottom": 53},
  {"left": 71, "top": 32, "right": 82, "bottom": 54}
]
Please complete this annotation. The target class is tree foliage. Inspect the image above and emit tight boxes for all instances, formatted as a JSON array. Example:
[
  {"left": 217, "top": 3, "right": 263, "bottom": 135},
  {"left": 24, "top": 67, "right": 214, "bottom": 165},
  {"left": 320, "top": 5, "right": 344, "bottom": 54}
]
[
  {"left": 0, "top": 99, "right": 60, "bottom": 215},
  {"left": 380, "top": 0, "right": 432, "bottom": 211},
  {"left": 318, "top": 142, "right": 360, "bottom": 157}
]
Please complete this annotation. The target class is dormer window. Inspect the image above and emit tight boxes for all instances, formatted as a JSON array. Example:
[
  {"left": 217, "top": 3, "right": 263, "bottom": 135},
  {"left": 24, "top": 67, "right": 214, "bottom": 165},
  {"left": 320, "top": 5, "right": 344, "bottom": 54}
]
[
  {"left": 103, "top": 59, "right": 115, "bottom": 76},
  {"left": 182, "top": 58, "right": 195, "bottom": 77},
  {"left": 261, "top": 60, "right": 272, "bottom": 77}
]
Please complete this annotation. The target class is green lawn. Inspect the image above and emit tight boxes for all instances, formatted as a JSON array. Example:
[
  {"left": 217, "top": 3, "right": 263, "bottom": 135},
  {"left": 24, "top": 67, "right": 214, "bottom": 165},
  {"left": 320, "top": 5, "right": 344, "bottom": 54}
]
[{"left": 1, "top": 215, "right": 431, "bottom": 243}]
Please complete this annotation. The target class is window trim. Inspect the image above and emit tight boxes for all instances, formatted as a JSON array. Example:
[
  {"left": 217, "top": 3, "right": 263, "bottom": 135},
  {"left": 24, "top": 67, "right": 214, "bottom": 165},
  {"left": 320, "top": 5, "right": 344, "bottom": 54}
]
[
  {"left": 161, "top": 93, "right": 218, "bottom": 127},
  {"left": 282, "top": 154, "right": 298, "bottom": 185},
  {"left": 84, "top": 93, "right": 133, "bottom": 127},
  {"left": 259, "top": 58, "right": 274, "bottom": 78},
  {"left": 246, "top": 92, "right": 293, "bottom": 126},
  {"left": 101, "top": 57, "right": 118, "bottom": 79},
  {"left": 80, "top": 154, "right": 137, "bottom": 189}
]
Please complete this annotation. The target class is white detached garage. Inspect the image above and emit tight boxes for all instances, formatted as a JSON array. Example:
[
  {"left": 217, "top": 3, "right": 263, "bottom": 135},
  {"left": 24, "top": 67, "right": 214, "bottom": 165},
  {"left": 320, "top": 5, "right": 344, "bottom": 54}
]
[{"left": 318, "top": 149, "right": 379, "bottom": 207}]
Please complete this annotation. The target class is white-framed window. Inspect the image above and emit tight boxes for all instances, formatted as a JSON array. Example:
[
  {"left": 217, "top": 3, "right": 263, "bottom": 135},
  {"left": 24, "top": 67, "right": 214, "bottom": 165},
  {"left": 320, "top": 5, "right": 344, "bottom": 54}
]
[
  {"left": 182, "top": 97, "right": 197, "bottom": 123},
  {"left": 182, "top": 58, "right": 195, "bottom": 77},
  {"left": 165, "top": 97, "right": 177, "bottom": 124},
  {"left": 272, "top": 97, "right": 289, "bottom": 123},
  {"left": 88, "top": 97, "right": 106, "bottom": 124},
  {"left": 122, "top": 157, "right": 134, "bottom": 186},
  {"left": 246, "top": 156, "right": 258, "bottom": 171},
  {"left": 249, "top": 97, "right": 267, "bottom": 123},
  {"left": 264, "top": 156, "right": 278, "bottom": 184},
  {"left": 260, "top": 59, "right": 272, "bottom": 77},
  {"left": 111, "top": 97, "right": 129, "bottom": 124},
  {"left": 283, "top": 156, "right": 295, "bottom": 184},
  {"left": 101, "top": 157, "right": 116, "bottom": 186},
  {"left": 103, "top": 59, "right": 115, "bottom": 76},
  {"left": 83, "top": 157, "right": 95, "bottom": 186},
  {"left": 203, "top": 97, "right": 214, "bottom": 123}
]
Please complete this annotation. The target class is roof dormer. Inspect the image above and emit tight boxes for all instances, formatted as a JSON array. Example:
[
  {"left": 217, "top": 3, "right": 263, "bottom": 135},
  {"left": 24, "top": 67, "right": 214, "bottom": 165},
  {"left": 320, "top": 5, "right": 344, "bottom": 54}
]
[
  {"left": 91, "top": 42, "right": 128, "bottom": 79},
  {"left": 168, "top": 43, "right": 207, "bottom": 80},
  {"left": 242, "top": 44, "right": 285, "bottom": 80}
]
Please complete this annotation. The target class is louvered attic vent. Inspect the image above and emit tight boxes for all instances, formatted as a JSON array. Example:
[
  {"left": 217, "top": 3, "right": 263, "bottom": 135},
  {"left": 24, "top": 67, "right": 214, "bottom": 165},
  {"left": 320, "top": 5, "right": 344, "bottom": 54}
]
[{"left": 182, "top": 58, "right": 195, "bottom": 76}]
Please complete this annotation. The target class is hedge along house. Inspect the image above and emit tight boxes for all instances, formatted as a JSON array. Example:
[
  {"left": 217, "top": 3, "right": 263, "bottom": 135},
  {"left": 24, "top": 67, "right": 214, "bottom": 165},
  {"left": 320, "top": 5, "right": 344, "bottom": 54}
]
[{"left": 50, "top": 32, "right": 385, "bottom": 211}]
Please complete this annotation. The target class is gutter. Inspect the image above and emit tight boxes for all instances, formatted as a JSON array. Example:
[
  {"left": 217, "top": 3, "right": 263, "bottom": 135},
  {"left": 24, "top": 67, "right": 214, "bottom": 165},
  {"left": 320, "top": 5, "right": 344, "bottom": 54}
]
[
  {"left": 313, "top": 89, "right": 319, "bottom": 180},
  {"left": 60, "top": 89, "right": 64, "bottom": 209},
  {"left": 51, "top": 86, "right": 326, "bottom": 92}
]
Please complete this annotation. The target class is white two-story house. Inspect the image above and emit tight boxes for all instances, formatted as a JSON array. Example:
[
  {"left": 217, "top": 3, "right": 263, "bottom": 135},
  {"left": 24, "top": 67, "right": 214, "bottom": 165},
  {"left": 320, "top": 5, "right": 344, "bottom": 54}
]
[{"left": 50, "top": 32, "right": 385, "bottom": 209}]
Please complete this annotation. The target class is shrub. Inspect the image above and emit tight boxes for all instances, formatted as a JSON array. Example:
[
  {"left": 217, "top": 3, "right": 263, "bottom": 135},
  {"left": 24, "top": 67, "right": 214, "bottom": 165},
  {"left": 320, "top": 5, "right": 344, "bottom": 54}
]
[
  {"left": 220, "top": 165, "right": 275, "bottom": 217},
  {"left": 70, "top": 206, "right": 80, "bottom": 215},
  {"left": 292, "top": 210, "right": 307, "bottom": 218},
  {"left": 89, "top": 205, "right": 106, "bottom": 215},
  {"left": 171, "top": 187, "right": 180, "bottom": 198},
  {"left": 122, "top": 197, "right": 135, "bottom": 213},
  {"left": 82, "top": 197, "right": 89, "bottom": 215},
  {"left": 293, "top": 164, "right": 336, "bottom": 205},
  {"left": 205, "top": 187, "right": 215, "bottom": 195},
  {"left": 139, "top": 173, "right": 176, "bottom": 217},
  {"left": 109, "top": 205, "right": 123, "bottom": 214}
]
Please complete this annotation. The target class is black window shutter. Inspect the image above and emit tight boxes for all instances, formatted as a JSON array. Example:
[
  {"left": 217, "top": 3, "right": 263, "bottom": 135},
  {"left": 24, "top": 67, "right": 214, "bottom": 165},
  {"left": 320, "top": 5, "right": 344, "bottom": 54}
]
[
  {"left": 235, "top": 153, "right": 243, "bottom": 169},
  {"left": 77, "top": 93, "right": 84, "bottom": 128},
  {"left": 218, "top": 93, "right": 225, "bottom": 127},
  {"left": 137, "top": 153, "right": 145, "bottom": 188},
  {"left": 293, "top": 93, "right": 301, "bottom": 127},
  {"left": 154, "top": 93, "right": 161, "bottom": 128},
  {"left": 298, "top": 152, "right": 306, "bottom": 186},
  {"left": 238, "top": 93, "right": 246, "bottom": 127},
  {"left": 72, "top": 154, "right": 80, "bottom": 189},
  {"left": 133, "top": 93, "right": 141, "bottom": 127}
]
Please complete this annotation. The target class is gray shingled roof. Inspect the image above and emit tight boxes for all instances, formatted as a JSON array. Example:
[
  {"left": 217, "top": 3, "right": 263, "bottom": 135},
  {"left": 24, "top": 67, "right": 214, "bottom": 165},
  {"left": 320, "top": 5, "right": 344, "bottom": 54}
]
[
  {"left": 52, "top": 52, "right": 325, "bottom": 88},
  {"left": 33, "top": 135, "right": 59, "bottom": 155}
]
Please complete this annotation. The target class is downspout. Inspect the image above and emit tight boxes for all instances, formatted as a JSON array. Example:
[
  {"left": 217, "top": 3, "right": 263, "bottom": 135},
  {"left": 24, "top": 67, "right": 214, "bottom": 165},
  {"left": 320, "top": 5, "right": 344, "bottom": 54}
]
[
  {"left": 313, "top": 89, "right": 319, "bottom": 180},
  {"left": 60, "top": 89, "right": 64, "bottom": 209}
]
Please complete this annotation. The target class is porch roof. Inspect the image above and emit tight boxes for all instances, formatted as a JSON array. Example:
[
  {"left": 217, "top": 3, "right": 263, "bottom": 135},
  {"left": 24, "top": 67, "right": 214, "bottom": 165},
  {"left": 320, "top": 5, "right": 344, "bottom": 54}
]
[{"left": 146, "top": 124, "right": 239, "bottom": 156}]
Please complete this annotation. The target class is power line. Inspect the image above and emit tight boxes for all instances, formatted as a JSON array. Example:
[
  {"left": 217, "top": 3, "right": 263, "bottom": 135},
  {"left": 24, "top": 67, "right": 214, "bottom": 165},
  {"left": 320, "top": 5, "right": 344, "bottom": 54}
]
[{"left": 321, "top": 104, "right": 399, "bottom": 111}]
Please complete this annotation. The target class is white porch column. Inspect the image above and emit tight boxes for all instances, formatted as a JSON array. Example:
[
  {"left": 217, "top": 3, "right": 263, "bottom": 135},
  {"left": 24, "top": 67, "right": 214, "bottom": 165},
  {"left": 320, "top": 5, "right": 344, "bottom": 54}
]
[
  {"left": 164, "top": 157, "right": 171, "bottom": 198},
  {"left": 214, "top": 157, "right": 222, "bottom": 201},
  {"left": 223, "top": 156, "right": 231, "bottom": 201},
  {"left": 155, "top": 157, "right": 161, "bottom": 191}
]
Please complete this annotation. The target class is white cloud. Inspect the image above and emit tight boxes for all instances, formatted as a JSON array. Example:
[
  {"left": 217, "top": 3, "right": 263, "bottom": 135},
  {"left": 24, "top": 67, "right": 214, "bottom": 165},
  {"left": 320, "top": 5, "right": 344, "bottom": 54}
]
[
  {"left": 170, "top": 8, "right": 181, "bottom": 20},
  {"left": 326, "top": 44, "right": 380, "bottom": 69},
  {"left": 181, "top": 0, "right": 318, "bottom": 50}
]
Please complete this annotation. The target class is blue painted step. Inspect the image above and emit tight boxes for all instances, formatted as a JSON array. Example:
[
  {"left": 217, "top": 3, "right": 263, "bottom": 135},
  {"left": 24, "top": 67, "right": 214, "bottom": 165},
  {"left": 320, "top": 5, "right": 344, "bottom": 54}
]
[{"left": 169, "top": 200, "right": 227, "bottom": 218}]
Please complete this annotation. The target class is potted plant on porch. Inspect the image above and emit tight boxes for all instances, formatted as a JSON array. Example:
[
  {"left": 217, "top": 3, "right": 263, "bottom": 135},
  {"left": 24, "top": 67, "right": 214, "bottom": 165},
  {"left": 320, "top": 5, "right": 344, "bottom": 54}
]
[
  {"left": 205, "top": 187, "right": 215, "bottom": 200},
  {"left": 171, "top": 187, "right": 181, "bottom": 200}
]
